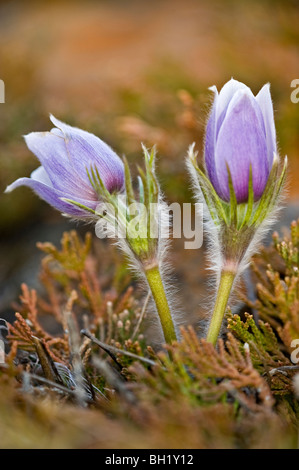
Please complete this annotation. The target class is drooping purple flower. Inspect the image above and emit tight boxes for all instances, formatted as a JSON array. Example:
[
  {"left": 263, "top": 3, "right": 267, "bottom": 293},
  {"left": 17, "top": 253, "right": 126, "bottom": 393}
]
[
  {"left": 205, "top": 79, "right": 277, "bottom": 203},
  {"left": 5, "top": 115, "right": 125, "bottom": 217}
]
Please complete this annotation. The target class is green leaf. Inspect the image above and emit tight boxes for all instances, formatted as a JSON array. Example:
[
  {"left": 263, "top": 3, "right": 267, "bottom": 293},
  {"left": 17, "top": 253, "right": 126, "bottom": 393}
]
[
  {"left": 226, "top": 163, "right": 237, "bottom": 228},
  {"left": 143, "top": 145, "right": 158, "bottom": 205},
  {"left": 251, "top": 157, "right": 280, "bottom": 225},
  {"left": 194, "top": 164, "right": 228, "bottom": 224},
  {"left": 275, "top": 156, "right": 288, "bottom": 199},
  {"left": 61, "top": 198, "right": 96, "bottom": 216},
  {"left": 123, "top": 156, "right": 135, "bottom": 207},
  {"left": 93, "top": 165, "right": 112, "bottom": 200},
  {"left": 138, "top": 176, "right": 144, "bottom": 205},
  {"left": 240, "top": 164, "right": 254, "bottom": 228},
  {"left": 137, "top": 165, "right": 149, "bottom": 210}
]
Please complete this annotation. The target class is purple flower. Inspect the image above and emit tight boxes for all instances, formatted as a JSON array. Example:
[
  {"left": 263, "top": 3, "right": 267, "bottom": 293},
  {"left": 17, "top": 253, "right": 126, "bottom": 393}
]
[
  {"left": 5, "top": 115, "right": 124, "bottom": 217},
  {"left": 205, "top": 79, "right": 277, "bottom": 203}
]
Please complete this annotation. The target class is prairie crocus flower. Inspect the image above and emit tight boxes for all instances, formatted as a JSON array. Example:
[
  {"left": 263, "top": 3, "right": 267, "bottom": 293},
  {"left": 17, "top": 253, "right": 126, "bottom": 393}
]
[
  {"left": 188, "top": 79, "right": 287, "bottom": 345},
  {"left": 5, "top": 118, "right": 176, "bottom": 346},
  {"left": 5, "top": 115, "right": 125, "bottom": 218},
  {"left": 205, "top": 79, "right": 276, "bottom": 203}
]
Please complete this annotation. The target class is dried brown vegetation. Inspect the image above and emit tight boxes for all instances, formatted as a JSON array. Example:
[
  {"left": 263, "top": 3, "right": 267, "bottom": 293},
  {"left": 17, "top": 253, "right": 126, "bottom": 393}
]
[{"left": 1, "top": 222, "right": 299, "bottom": 449}]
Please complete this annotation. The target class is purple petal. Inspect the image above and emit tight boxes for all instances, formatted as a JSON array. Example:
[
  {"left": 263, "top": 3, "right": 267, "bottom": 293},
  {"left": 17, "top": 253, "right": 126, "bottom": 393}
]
[
  {"left": 30, "top": 165, "right": 52, "bottom": 185},
  {"left": 215, "top": 79, "right": 252, "bottom": 137},
  {"left": 5, "top": 169, "right": 98, "bottom": 217},
  {"left": 49, "top": 115, "right": 124, "bottom": 193},
  {"left": 214, "top": 92, "right": 269, "bottom": 203},
  {"left": 205, "top": 87, "right": 222, "bottom": 196},
  {"left": 24, "top": 131, "right": 96, "bottom": 199},
  {"left": 224, "top": 88, "right": 267, "bottom": 137},
  {"left": 255, "top": 83, "right": 276, "bottom": 167}
]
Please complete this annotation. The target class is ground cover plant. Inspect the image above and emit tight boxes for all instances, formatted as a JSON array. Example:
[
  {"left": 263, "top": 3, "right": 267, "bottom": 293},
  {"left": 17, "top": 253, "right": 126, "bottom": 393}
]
[{"left": 1, "top": 77, "right": 298, "bottom": 448}]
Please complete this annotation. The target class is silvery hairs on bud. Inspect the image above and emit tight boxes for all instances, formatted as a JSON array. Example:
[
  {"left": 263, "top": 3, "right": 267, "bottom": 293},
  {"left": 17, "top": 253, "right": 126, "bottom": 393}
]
[
  {"left": 94, "top": 145, "right": 182, "bottom": 344},
  {"left": 187, "top": 78, "right": 287, "bottom": 299}
]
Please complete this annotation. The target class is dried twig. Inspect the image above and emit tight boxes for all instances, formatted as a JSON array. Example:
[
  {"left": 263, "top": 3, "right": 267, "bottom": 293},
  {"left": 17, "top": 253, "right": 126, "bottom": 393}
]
[
  {"left": 269, "top": 365, "right": 299, "bottom": 376},
  {"left": 23, "top": 372, "right": 82, "bottom": 399},
  {"left": 64, "top": 291, "right": 89, "bottom": 407},
  {"left": 81, "top": 329, "right": 156, "bottom": 367},
  {"left": 92, "top": 356, "right": 137, "bottom": 405},
  {"left": 32, "top": 336, "right": 62, "bottom": 384},
  {"left": 132, "top": 290, "right": 150, "bottom": 340}
]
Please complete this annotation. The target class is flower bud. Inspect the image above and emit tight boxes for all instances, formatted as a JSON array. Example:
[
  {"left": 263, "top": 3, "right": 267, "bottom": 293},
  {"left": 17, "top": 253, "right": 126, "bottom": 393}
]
[
  {"left": 5, "top": 115, "right": 124, "bottom": 218},
  {"left": 205, "top": 79, "right": 277, "bottom": 203}
]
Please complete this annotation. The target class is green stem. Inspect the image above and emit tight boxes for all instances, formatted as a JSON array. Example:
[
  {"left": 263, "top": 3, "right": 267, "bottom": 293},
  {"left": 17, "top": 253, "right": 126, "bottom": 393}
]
[
  {"left": 145, "top": 265, "right": 177, "bottom": 345},
  {"left": 206, "top": 270, "right": 236, "bottom": 346}
]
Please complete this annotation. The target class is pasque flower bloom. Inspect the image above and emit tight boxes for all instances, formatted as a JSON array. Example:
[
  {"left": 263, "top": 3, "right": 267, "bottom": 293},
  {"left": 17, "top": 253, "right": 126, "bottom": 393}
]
[
  {"left": 5, "top": 117, "right": 176, "bottom": 346},
  {"left": 205, "top": 79, "right": 277, "bottom": 203},
  {"left": 5, "top": 115, "right": 124, "bottom": 217},
  {"left": 188, "top": 79, "right": 287, "bottom": 346}
]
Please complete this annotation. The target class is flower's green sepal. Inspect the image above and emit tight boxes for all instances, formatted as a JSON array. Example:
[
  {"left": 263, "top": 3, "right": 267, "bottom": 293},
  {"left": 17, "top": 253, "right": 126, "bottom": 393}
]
[{"left": 189, "top": 144, "right": 287, "bottom": 268}]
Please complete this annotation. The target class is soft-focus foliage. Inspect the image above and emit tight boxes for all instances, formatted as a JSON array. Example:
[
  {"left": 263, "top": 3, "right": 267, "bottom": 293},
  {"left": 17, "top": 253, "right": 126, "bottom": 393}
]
[{"left": 1, "top": 221, "right": 298, "bottom": 448}]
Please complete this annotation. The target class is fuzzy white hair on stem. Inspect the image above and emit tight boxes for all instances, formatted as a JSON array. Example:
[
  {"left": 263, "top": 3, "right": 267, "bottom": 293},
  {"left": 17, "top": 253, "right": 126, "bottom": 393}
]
[{"left": 186, "top": 143, "right": 287, "bottom": 341}]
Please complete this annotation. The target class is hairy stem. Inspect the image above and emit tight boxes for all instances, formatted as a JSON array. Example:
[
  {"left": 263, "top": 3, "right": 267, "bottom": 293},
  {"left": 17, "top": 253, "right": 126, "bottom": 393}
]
[
  {"left": 206, "top": 269, "right": 236, "bottom": 346},
  {"left": 145, "top": 265, "right": 177, "bottom": 345}
]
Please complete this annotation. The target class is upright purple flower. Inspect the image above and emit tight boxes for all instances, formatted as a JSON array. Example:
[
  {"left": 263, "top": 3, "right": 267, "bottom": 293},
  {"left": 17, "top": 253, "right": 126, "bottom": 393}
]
[
  {"left": 5, "top": 115, "right": 125, "bottom": 217},
  {"left": 205, "top": 79, "right": 277, "bottom": 203},
  {"left": 188, "top": 79, "right": 287, "bottom": 346}
]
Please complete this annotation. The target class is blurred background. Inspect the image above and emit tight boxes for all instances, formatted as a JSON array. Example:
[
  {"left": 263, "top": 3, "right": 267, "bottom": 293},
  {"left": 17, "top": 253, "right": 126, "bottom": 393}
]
[{"left": 0, "top": 0, "right": 298, "bottom": 322}]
